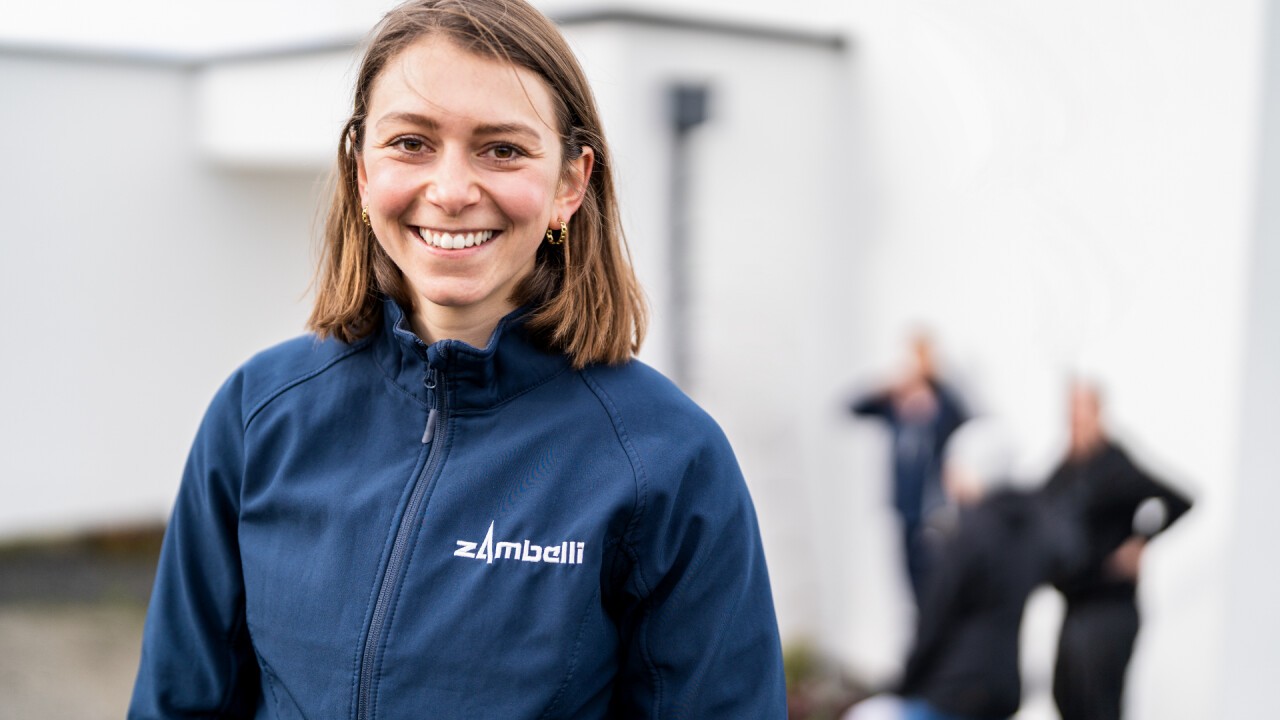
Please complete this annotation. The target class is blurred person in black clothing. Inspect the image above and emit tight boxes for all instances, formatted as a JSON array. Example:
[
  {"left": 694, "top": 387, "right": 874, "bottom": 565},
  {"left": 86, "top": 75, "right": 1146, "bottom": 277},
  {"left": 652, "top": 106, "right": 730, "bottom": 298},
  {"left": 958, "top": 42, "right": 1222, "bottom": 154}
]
[
  {"left": 1045, "top": 381, "right": 1193, "bottom": 720},
  {"left": 899, "top": 419, "right": 1084, "bottom": 720},
  {"left": 849, "top": 334, "right": 968, "bottom": 606}
]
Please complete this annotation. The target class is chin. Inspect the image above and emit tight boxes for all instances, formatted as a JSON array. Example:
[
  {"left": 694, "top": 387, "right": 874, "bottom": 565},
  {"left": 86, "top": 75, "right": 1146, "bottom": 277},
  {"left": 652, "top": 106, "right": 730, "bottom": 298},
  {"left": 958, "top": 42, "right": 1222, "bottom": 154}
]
[{"left": 417, "top": 285, "right": 508, "bottom": 313}]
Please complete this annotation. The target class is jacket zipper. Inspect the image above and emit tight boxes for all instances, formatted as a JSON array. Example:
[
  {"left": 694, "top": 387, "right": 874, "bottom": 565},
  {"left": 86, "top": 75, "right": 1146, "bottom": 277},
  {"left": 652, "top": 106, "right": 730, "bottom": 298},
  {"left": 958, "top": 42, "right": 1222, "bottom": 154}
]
[{"left": 356, "top": 366, "right": 446, "bottom": 720}]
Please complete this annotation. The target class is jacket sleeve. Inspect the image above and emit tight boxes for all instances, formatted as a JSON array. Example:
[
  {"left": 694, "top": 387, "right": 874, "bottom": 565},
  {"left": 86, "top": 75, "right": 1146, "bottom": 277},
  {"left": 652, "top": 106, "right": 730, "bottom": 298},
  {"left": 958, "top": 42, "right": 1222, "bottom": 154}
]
[
  {"left": 1111, "top": 445, "right": 1194, "bottom": 539},
  {"left": 850, "top": 387, "right": 894, "bottom": 420},
  {"left": 929, "top": 379, "right": 969, "bottom": 444},
  {"left": 608, "top": 427, "right": 787, "bottom": 719},
  {"left": 129, "top": 373, "right": 260, "bottom": 718}
]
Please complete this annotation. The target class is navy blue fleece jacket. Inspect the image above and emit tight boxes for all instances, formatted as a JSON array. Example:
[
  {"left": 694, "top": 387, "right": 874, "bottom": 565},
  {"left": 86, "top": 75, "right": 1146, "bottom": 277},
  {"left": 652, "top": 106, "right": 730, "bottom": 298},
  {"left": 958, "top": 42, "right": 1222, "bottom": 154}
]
[{"left": 130, "top": 300, "right": 785, "bottom": 719}]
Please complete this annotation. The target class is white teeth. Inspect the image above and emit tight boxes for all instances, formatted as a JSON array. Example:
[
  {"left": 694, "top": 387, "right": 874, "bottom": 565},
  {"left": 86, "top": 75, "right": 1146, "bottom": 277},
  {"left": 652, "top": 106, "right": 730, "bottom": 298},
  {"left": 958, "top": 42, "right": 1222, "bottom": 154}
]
[{"left": 417, "top": 229, "right": 494, "bottom": 249}]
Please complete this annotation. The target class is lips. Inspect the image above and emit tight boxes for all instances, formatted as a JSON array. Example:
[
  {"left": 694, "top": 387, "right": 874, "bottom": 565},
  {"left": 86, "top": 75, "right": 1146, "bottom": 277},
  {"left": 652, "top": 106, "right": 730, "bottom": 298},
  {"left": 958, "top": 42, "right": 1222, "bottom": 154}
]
[{"left": 416, "top": 228, "right": 496, "bottom": 249}]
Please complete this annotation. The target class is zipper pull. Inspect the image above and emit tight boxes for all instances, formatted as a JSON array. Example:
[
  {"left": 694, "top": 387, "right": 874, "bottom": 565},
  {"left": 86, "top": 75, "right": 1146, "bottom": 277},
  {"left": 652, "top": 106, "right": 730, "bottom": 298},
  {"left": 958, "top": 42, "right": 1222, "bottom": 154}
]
[
  {"left": 421, "top": 408, "right": 438, "bottom": 444},
  {"left": 421, "top": 368, "right": 439, "bottom": 444}
]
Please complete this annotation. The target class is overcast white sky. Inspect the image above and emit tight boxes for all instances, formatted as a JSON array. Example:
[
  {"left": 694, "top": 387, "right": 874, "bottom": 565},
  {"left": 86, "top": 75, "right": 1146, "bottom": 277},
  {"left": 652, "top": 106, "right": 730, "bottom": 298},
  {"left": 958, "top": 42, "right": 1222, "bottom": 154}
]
[{"left": 0, "top": 0, "right": 851, "bottom": 58}]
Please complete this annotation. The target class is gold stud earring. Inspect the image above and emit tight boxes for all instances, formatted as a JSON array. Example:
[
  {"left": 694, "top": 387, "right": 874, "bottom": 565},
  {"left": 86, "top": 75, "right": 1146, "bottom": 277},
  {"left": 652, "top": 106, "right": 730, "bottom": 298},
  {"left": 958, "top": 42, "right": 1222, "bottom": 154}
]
[{"left": 361, "top": 206, "right": 370, "bottom": 226}]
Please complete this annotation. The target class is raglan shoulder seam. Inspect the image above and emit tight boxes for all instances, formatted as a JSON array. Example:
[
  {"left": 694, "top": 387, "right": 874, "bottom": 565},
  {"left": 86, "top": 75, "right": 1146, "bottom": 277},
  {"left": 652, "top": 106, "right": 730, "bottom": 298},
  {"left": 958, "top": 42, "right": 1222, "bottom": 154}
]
[{"left": 242, "top": 338, "right": 373, "bottom": 431}]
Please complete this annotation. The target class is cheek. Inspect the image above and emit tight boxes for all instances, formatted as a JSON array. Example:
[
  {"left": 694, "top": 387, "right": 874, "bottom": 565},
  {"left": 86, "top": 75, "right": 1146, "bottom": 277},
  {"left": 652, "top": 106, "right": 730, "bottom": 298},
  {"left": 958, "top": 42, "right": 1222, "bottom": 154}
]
[
  {"left": 493, "top": 173, "right": 560, "bottom": 223},
  {"left": 365, "top": 164, "right": 418, "bottom": 213}
]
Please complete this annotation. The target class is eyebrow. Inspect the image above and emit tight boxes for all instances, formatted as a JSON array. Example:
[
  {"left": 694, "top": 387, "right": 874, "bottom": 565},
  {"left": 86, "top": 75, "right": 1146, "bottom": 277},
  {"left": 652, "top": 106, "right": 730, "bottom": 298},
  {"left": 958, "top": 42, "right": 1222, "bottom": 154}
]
[{"left": 375, "top": 112, "right": 543, "bottom": 141}]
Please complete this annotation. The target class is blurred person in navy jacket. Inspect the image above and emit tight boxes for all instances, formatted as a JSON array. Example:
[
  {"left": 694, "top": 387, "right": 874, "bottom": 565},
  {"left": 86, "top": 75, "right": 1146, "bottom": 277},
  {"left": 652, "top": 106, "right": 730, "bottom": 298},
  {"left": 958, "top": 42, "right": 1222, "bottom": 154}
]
[
  {"left": 1045, "top": 381, "right": 1193, "bottom": 720},
  {"left": 850, "top": 334, "right": 969, "bottom": 605},
  {"left": 899, "top": 419, "right": 1084, "bottom": 720}
]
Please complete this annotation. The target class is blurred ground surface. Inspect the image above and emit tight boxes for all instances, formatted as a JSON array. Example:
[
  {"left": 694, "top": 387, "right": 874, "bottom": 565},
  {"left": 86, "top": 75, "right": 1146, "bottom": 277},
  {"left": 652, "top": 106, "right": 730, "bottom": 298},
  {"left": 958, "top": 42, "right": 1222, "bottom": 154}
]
[{"left": 0, "top": 526, "right": 160, "bottom": 720}]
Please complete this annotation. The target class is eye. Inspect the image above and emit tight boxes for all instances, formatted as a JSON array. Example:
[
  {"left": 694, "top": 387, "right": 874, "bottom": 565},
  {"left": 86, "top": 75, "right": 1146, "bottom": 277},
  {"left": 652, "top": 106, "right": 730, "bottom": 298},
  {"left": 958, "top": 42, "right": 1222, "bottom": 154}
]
[
  {"left": 485, "top": 143, "right": 527, "bottom": 163},
  {"left": 390, "top": 136, "right": 426, "bottom": 153}
]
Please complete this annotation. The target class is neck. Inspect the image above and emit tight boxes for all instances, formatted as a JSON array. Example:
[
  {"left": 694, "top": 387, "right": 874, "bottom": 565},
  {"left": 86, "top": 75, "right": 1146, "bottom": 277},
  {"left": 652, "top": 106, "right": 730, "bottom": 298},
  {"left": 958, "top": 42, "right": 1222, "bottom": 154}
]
[
  {"left": 1069, "top": 434, "right": 1105, "bottom": 461},
  {"left": 409, "top": 299, "right": 514, "bottom": 349}
]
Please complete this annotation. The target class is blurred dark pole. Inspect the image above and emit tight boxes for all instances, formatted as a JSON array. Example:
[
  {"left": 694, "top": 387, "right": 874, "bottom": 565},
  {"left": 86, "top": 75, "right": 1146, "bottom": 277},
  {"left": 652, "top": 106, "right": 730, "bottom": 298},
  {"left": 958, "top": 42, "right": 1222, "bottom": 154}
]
[{"left": 667, "top": 83, "right": 709, "bottom": 391}]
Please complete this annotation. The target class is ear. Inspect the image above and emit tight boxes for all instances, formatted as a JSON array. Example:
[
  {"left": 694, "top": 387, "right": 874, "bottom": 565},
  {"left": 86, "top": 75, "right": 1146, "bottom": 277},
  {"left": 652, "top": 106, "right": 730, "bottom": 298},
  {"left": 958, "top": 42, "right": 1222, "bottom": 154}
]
[
  {"left": 552, "top": 146, "right": 594, "bottom": 226},
  {"left": 356, "top": 148, "right": 369, "bottom": 205}
]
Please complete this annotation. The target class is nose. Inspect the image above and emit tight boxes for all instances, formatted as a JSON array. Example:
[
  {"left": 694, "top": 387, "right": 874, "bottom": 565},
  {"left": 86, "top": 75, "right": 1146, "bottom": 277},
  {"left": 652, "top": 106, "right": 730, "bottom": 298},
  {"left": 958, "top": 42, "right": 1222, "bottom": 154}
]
[{"left": 425, "top": 149, "right": 481, "bottom": 215}]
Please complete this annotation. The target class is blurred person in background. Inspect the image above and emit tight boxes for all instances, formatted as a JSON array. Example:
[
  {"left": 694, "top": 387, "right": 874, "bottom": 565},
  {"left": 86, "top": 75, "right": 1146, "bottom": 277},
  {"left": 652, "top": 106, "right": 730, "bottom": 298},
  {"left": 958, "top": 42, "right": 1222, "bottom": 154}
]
[
  {"left": 896, "top": 419, "right": 1084, "bottom": 720},
  {"left": 1045, "top": 380, "right": 1193, "bottom": 720},
  {"left": 128, "top": 1, "right": 786, "bottom": 717},
  {"left": 849, "top": 333, "right": 969, "bottom": 606}
]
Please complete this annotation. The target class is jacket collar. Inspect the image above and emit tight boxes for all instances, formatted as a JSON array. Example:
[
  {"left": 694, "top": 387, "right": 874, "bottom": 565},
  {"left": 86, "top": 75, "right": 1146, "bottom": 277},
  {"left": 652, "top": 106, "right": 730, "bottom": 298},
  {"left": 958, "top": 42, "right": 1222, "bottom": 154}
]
[{"left": 373, "top": 297, "right": 570, "bottom": 413}]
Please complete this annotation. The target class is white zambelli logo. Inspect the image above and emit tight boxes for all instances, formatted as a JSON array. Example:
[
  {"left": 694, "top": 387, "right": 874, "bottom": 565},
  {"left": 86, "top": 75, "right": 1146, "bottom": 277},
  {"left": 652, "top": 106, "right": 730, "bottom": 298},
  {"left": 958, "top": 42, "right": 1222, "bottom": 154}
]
[{"left": 454, "top": 521, "right": 586, "bottom": 566}]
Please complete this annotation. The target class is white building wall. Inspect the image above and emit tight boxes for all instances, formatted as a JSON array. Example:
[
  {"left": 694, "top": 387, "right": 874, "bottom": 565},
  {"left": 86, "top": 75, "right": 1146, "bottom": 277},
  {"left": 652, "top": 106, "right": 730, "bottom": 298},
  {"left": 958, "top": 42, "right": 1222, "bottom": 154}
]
[
  {"left": 197, "top": 49, "right": 356, "bottom": 168},
  {"left": 569, "top": 3, "right": 1273, "bottom": 717},
  {"left": 0, "top": 51, "right": 320, "bottom": 538},
  {"left": 1224, "top": 3, "right": 1280, "bottom": 718},
  {"left": 566, "top": 9, "right": 1273, "bottom": 718},
  {"left": 820, "top": 5, "right": 1262, "bottom": 718}
]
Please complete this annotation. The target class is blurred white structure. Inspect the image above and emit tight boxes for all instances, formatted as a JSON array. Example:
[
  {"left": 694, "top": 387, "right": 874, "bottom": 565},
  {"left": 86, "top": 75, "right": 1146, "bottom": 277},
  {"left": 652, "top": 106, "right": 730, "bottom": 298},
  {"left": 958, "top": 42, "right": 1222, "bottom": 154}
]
[
  {"left": 1, "top": 2, "right": 1278, "bottom": 718},
  {"left": 1225, "top": 1, "right": 1280, "bottom": 715},
  {"left": 0, "top": 48, "right": 325, "bottom": 535}
]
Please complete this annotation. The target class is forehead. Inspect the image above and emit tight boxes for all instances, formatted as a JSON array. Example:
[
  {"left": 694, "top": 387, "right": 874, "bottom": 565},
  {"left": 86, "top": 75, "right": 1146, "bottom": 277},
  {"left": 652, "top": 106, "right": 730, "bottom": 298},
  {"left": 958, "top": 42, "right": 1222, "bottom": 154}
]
[
  {"left": 368, "top": 36, "right": 559, "bottom": 133},
  {"left": 1071, "top": 385, "right": 1100, "bottom": 410}
]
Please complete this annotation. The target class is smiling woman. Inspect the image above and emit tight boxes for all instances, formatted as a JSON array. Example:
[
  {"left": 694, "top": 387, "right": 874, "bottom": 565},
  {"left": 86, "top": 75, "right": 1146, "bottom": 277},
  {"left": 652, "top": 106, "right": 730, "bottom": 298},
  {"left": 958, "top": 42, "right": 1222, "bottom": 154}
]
[
  {"left": 308, "top": 0, "right": 641, "bottom": 367},
  {"left": 128, "top": 1, "right": 786, "bottom": 719},
  {"left": 355, "top": 38, "right": 589, "bottom": 348}
]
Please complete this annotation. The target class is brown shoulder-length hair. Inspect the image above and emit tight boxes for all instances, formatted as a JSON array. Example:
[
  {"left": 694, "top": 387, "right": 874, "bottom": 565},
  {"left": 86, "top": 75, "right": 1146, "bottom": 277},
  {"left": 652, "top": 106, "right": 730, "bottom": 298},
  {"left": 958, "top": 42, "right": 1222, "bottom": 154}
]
[{"left": 308, "top": 0, "right": 646, "bottom": 367}]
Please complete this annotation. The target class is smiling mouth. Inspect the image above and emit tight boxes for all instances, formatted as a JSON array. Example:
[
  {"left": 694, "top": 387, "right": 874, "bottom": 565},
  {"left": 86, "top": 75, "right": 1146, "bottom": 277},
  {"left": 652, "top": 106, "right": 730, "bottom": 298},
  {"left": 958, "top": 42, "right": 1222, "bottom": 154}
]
[{"left": 416, "top": 228, "right": 496, "bottom": 250}]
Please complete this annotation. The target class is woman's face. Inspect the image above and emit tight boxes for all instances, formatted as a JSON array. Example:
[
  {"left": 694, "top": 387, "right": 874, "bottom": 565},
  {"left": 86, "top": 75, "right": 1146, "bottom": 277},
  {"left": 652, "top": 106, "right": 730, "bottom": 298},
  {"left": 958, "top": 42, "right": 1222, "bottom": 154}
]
[{"left": 357, "top": 36, "right": 590, "bottom": 340}]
